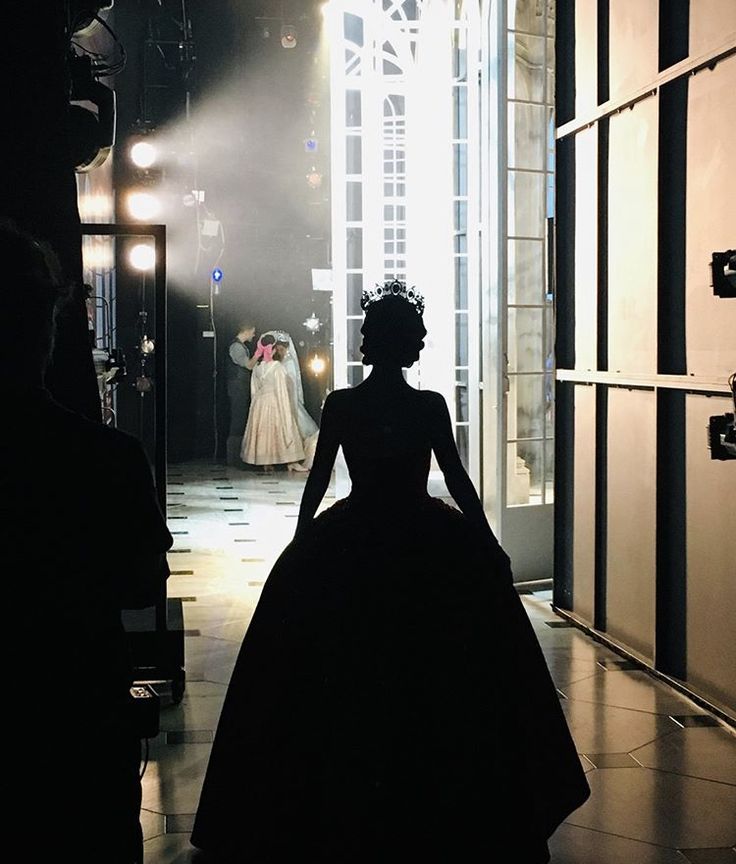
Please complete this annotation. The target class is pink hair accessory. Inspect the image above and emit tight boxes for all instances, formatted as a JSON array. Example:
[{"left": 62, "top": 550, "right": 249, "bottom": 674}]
[{"left": 256, "top": 338, "right": 275, "bottom": 363}]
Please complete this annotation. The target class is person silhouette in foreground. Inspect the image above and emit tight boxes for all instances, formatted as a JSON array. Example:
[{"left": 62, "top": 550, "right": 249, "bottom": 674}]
[
  {"left": 0, "top": 222, "right": 172, "bottom": 864},
  {"left": 192, "top": 280, "right": 590, "bottom": 862}
]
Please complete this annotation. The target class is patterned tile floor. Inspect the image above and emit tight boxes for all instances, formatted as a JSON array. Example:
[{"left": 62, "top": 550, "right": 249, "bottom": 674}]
[{"left": 136, "top": 461, "right": 736, "bottom": 863}]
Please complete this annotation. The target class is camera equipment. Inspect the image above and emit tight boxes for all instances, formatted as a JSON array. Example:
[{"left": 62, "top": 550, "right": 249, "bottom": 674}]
[
  {"left": 708, "top": 373, "right": 736, "bottom": 461},
  {"left": 129, "top": 683, "right": 160, "bottom": 739},
  {"left": 711, "top": 250, "right": 736, "bottom": 298}
]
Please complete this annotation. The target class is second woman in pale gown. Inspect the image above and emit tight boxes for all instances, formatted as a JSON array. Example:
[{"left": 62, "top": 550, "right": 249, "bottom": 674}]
[{"left": 241, "top": 335, "right": 308, "bottom": 471}]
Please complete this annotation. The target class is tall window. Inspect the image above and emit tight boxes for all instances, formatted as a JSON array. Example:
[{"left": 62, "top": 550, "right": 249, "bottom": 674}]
[{"left": 326, "top": 0, "right": 482, "bottom": 474}]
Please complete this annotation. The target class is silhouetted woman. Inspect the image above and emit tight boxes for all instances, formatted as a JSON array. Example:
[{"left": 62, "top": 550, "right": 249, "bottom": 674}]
[{"left": 192, "top": 281, "right": 590, "bottom": 862}]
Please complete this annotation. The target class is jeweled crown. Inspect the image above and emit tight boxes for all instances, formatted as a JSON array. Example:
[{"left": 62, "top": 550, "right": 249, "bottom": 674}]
[{"left": 360, "top": 279, "right": 425, "bottom": 316}]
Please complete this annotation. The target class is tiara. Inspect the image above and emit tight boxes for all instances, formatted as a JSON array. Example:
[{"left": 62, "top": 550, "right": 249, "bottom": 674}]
[{"left": 360, "top": 279, "right": 425, "bottom": 316}]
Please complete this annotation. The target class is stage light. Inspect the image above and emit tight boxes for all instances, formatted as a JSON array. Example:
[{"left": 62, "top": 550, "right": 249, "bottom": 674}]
[
  {"left": 306, "top": 170, "right": 323, "bottom": 189},
  {"left": 127, "top": 191, "right": 161, "bottom": 220},
  {"left": 130, "top": 140, "right": 158, "bottom": 168},
  {"left": 304, "top": 313, "right": 322, "bottom": 333},
  {"left": 212, "top": 268, "right": 223, "bottom": 282},
  {"left": 304, "top": 137, "right": 319, "bottom": 153},
  {"left": 281, "top": 24, "right": 297, "bottom": 48},
  {"left": 129, "top": 244, "right": 155, "bottom": 271},
  {"left": 309, "top": 355, "right": 326, "bottom": 376}
]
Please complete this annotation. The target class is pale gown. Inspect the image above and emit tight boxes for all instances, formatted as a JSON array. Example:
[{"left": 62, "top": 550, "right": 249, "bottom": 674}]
[{"left": 241, "top": 360, "right": 305, "bottom": 465}]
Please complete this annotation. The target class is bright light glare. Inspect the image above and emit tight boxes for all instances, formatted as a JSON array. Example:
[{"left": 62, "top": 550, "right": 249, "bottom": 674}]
[
  {"left": 128, "top": 191, "right": 161, "bottom": 220},
  {"left": 129, "top": 244, "right": 156, "bottom": 271},
  {"left": 78, "top": 193, "right": 114, "bottom": 220},
  {"left": 320, "top": 2, "right": 331, "bottom": 17},
  {"left": 309, "top": 355, "right": 326, "bottom": 375},
  {"left": 131, "top": 141, "right": 157, "bottom": 168}
]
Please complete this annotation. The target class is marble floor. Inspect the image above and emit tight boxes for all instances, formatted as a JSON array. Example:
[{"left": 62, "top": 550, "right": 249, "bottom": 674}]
[{"left": 136, "top": 461, "right": 736, "bottom": 863}]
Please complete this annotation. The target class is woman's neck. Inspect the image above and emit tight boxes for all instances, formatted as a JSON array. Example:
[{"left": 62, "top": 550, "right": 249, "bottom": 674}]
[{"left": 365, "top": 364, "right": 407, "bottom": 386}]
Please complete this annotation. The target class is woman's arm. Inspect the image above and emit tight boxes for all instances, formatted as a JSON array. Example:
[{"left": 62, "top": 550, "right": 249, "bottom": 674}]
[
  {"left": 427, "top": 392, "right": 511, "bottom": 573},
  {"left": 295, "top": 392, "right": 342, "bottom": 535}
]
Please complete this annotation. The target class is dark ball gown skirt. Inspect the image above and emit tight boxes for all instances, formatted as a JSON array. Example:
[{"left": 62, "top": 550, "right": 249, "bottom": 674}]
[{"left": 191, "top": 495, "right": 590, "bottom": 862}]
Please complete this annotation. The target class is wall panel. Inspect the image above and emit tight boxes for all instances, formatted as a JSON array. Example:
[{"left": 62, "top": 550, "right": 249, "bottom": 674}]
[
  {"left": 685, "top": 394, "right": 736, "bottom": 713},
  {"left": 574, "top": 126, "right": 598, "bottom": 370},
  {"left": 608, "top": 98, "right": 658, "bottom": 375},
  {"left": 606, "top": 388, "right": 656, "bottom": 661},
  {"left": 689, "top": 0, "right": 736, "bottom": 57},
  {"left": 575, "top": 0, "right": 598, "bottom": 114},
  {"left": 685, "top": 55, "right": 736, "bottom": 378},
  {"left": 572, "top": 384, "right": 596, "bottom": 622},
  {"left": 609, "top": 0, "right": 658, "bottom": 99}
]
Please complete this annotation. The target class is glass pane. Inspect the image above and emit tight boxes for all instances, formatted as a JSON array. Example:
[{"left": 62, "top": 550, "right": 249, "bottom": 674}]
[
  {"left": 455, "top": 255, "right": 468, "bottom": 309},
  {"left": 344, "top": 12, "right": 364, "bottom": 45},
  {"left": 454, "top": 199, "right": 468, "bottom": 234},
  {"left": 348, "top": 364, "right": 364, "bottom": 387},
  {"left": 454, "top": 143, "right": 468, "bottom": 195},
  {"left": 346, "top": 227, "right": 363, "bottom": 268},
  {"left": 456, "top": 425, "right": 469, "bottom": 468},
  {"left": 507, "top": 373, "right": 544, "bottom": 438},
  {"left": 508, "top": 239, "right": 544, "bottom": 304},
  {"left": 453, "top": 84, "right": 468, "bottom": 139},
  {"left": 508, "top": 1, "right": 546, "bottom": 35},
  {"left": 508, "top": 33, "right": 546, "bottom": 102},
  {"left": 347, "top": 272, "right": 363, "bottom": 315},
  {"left": 507, "top": 307, "right": 544, "bottom": 372},
  {"left": 455, "top": 312, "right": 468, "bottom": 366},
  {"left": 346, "top": 135, "right": 362, "bottom": 174},
  {"left": 507, "top": 441, "right": 543, "bottom": 506},
  {"left": 455, "top": 369, "right": 469, "bottom": 422},
  {"left": 346, "top": 90, "right": 361, "bottom": 127},
  {"left": 508, "top": 102, "right": 546, "bottom": 170},
  {"left": 347, "top": 182, "right": 362, "bottom": 221},
  {"left": 508, "top": 170, "right": 544, "bottom": 238},
  {"left": 544, "top": 440, "right": 555, "bottom": 503},
  {"left": 347, "top": 317, "right": 364, "bottom": 362},
  {"left": 452, "top": 26, "right": 467, "bottom": 80}
]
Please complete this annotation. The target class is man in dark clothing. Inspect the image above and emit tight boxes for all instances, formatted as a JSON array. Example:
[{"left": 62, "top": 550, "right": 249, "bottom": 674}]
[
  {"left": 1, "top": 223, "right": 172, "bottom": 863},
  {"left": 226, "top": 321, "right": 258, "bottom": 466}
]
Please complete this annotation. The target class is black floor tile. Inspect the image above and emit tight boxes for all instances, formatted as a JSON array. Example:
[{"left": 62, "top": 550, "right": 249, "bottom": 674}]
[
  {"left": 219, "top": 496, "right": 239, "bottom": 501},
  {"left": 168, "top": 516, "right": 188, "bottom": 520},
  {"left": 184, "top": 629, "right": 201, "bottom": 637},
  {"left": 169, "top": 549, "right": 191, "bottom": 553},
  {"left": 583, "top": 753, "right": 640, "bottom": 769},
  {"left": 170, "top": 531, "right": 188, "bottom": 535},
  {"left": 545, "top": 620, "right": 572, "bottom": 628},
  {"left": 229, "top": 522, "right": 250, "bottom": 526},
  {"left": 234, "top": 538, "right": 256, "bottom": 542},
  {"left": 242, "top": 558, "right": 265, "bottom": 563},
  {"left": 170, "top": 570, "right": 194, "bottom": 576},
  {"left": 224, "top": 508, "right": 243, "bottom": 512}
]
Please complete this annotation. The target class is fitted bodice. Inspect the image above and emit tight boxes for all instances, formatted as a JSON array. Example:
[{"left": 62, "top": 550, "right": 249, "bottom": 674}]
[{"left": 335, "top": 384, "right": 433, "bottom": 505}]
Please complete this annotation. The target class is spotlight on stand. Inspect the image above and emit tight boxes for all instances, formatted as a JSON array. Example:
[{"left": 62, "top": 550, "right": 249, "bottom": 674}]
[
  {"left": 308, "top": 354, "right": 327, "bottom": 376},
  {"left": 68, "top": 54, "right": 116, "bottom": 172},
  {"left": 281, "top": 24, "right": 297, "bottom": 48},
  {"left": 708, "top": 373, "right": 736, "bottom": 461},
  {"left": 711, "top": 250, "right": 736, "bottom": 298},
  {"left": 130, "top": 139, "right": 158, "bottom": 169}
]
